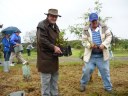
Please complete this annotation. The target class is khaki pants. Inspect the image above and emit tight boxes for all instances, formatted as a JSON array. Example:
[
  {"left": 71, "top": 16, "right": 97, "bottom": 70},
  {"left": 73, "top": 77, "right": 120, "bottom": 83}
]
[
  {"left": 10, "top": 52, "right": 26, "bottom": 64},
  {"left": 40, "top": 72, "right": 59, "bottom": 96}
]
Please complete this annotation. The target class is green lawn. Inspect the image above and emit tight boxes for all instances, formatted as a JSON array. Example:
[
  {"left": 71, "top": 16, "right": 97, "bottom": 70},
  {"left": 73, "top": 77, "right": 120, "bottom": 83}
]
[
  {"left": 72, "top": 49, "right": 128, "bottom": 58},
  {"left": 0, "top": 49, "right": 127, "bottom": 64}
]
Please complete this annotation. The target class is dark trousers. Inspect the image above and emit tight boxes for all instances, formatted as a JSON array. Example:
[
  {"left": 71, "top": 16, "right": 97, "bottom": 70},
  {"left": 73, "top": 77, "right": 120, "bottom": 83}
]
[
  {"left": 4, "top": 51, "right": 11, "bottom": 61},
  {"left": 27, "top": 49, "right": 31, "bottom": 56}
]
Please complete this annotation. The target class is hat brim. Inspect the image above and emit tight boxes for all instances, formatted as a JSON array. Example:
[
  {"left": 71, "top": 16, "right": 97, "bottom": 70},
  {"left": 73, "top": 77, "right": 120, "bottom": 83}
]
[
  {"left": 44, "top": 13, "right": 61, "bottom": 17},
  {"left": 89, "top": 18, "right": 98, "bottom": 22}
]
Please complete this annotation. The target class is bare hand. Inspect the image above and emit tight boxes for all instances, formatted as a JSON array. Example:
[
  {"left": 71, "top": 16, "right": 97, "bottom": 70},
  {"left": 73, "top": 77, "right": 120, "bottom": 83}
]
[
  {"left": 16, "top": 43, "right": 20, "bottom": 46},
  {"left": 99, "top": 44, "right": 105, "bottom": 50},
  {"left": 90, "top": 43, "right": 98, "bottom": 49},
  {"left": 54, "top": 46, "right": 62, "bottom": 54}
]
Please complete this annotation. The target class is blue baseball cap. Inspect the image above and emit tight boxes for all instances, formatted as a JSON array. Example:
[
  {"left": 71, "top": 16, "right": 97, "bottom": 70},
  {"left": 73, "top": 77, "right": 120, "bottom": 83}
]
[{"left": 89, "top": 13, "right": 98, "bottom": 22}]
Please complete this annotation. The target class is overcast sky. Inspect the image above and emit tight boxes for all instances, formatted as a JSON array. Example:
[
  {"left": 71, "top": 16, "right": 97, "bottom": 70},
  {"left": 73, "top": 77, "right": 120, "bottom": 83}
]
[{"left": 0, "top": 0, "right": 128, "bottom": 41}]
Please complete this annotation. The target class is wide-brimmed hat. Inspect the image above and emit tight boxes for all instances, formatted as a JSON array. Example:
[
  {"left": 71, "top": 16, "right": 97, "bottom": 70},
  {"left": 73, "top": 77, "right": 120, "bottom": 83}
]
[{"left": 44, "top": 9, "right": 61, "bottom": 17}]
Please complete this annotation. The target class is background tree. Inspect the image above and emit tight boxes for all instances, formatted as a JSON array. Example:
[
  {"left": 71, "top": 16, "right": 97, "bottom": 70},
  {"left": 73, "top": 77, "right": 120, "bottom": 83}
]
[
  {"left": 68, "top": 0, "right": 115, "bottom": 57},
  {"left": 68, "top": 0, "right": 112, "bottom": 39},
  {"left": 23, "top": 30, "right": 37, "bottom": 50},
  {"left": 68, "top": 0, "right": 127, "bottom": 52},
  {"left": 23, "top": 30, "right": 36, "bottom": 44}
]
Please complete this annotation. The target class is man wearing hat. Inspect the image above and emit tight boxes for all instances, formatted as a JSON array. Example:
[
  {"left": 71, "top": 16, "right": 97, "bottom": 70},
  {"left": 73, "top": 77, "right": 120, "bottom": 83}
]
[
  {"left": 80, "top": 13, "right": 113, "bottom": 93},
  {"left": 36, "top": 9, "right": 62, "bottom": 96}
]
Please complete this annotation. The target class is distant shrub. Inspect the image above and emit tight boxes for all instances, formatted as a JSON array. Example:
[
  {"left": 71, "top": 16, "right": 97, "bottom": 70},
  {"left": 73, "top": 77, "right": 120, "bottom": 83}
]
[{"left": 68, "top": 40, "right": 83, "bottom": 49}]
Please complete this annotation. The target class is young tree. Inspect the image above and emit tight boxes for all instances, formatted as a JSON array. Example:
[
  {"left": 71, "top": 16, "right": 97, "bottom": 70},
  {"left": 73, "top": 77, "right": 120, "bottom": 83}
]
[
  {"left": 23, "top": 30, "right": 36, "bottom": 44},
  {"left": 69, "top": 0, "right": 112, "bottom": 39},
  {"left": 56, "top": 29, "right": 68, "bottom": 47}
]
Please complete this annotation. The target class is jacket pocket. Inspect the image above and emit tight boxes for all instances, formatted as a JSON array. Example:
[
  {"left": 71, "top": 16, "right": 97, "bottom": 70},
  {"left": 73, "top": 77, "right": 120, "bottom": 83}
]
[
  {"left": 84, "top": 48, "right": 91, "bottom": 56},
  {"left": 41, "top": 51, "right": 56, "bottom": 60}
]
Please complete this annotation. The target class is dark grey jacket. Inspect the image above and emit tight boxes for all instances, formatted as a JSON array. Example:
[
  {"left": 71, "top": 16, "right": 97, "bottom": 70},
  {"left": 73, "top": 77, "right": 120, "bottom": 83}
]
[{"left": 36, "top": 19, "right": 60, "bottom": 73}]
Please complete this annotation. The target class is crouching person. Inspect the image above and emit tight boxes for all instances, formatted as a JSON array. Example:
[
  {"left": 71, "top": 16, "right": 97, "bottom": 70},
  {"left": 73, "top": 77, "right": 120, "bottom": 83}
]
[
  {"left": 2, "top": 34, "right": 11, "bottom": 72},
  {"left": 36, "top": 9, "right": 62, "bottom": 96},
  {"left": 80, "top": 13, "right": 113, "bottom": 93}
]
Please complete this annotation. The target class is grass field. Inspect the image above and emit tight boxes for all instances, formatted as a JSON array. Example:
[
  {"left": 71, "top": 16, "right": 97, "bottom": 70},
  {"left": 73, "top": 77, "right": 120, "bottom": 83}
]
[
  {"left": 71, "top": 49, "right": 128, "bottom": 58},
  {"left": 0, "top": 49, "right": 128, "bottom": 96}
]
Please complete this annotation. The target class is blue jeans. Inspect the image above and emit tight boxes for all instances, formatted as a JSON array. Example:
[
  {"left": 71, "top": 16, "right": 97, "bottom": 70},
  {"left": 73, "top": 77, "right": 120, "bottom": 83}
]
[
  {"left": 80, "top": 55, "right": 112, "bottom": 91},
  {"left": 4, "top": 51, "right": 11, "bottom": 61}
]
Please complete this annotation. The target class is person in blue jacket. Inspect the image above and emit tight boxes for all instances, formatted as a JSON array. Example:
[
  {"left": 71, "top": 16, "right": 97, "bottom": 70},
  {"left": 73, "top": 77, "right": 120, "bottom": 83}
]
[
  {"left": 9, "top": 31, "right": 27, "bottom": 66},
  {"left": 2, "top": 34, "right": 11, "bottom": 72}
]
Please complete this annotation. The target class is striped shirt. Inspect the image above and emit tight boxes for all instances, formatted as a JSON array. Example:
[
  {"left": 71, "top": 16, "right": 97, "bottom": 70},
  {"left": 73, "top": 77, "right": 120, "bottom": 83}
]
[
  {"left": 92, "top": 27, "right": 102, "bottom": 46},
  {"left": 91, "top": 27, "right": 103, "bottom": 56}
]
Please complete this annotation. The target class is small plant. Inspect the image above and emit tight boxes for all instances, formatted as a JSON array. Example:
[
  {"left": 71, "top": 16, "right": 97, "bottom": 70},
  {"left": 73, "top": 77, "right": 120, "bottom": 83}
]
[
  {"left": 56, "top": 30, "right": 68, "bottom": 47},
  {"left": 55, "top": 30, "right": 72, "bottom": 56}
]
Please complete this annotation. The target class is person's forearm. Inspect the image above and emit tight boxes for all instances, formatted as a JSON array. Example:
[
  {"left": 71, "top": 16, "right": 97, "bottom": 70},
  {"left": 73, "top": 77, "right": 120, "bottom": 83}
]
[{"left": 10, "top": 41, "right": 17, "bottom": 45}]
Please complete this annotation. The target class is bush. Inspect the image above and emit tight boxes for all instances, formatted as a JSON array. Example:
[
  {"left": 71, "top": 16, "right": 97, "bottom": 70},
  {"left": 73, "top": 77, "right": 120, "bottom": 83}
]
[
  {"left": 68, "top": 40, "right": 83, "bottom": 49},
  {"left": 74, "top": 44, "right": 83, "bottom": 49}
]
